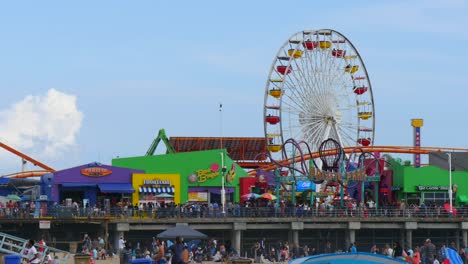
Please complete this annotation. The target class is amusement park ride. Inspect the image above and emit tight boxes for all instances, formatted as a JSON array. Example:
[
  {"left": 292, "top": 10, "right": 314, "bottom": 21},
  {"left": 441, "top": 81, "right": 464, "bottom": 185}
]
[{"left": 256, "top": 29, "right": 468, "bottom": 207}]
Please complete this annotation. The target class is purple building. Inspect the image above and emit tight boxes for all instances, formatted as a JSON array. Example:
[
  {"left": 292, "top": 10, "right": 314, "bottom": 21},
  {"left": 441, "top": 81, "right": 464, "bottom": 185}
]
[{"left": 49, "top": 162, "right": 143, "bottom": 206}]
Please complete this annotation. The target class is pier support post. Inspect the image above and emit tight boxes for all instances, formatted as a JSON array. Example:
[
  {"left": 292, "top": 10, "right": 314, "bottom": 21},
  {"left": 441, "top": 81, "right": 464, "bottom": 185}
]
[
  {"left": 291, "top": 222, "right": 303, "bottom": 248},
  {"left": 233, "top": 222, "right": 246, "bottom": 256},
  {"left": 115, "top": 223, "right": 129, "bottom": 255},
  {"left": 461, "top": 222, "right": 468, "bottom": 248},
  {"left": 405, "top": 222, "right": 417, "bottom": 249},
  {"left": 348, "top": 222, "right": 360, "bottom": 249}
]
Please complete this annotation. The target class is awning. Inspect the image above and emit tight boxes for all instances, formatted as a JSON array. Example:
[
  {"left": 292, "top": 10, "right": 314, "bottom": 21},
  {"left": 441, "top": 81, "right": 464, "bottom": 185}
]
[
  {"left": 0, "top": 178, "right": 10, "bottom": 185},
  {"left": 62, "top": 183, "right": 97, "bottom": 188},
  {"left": 98, "top": 183, "right": 134, "bottom": 193},
  {"left": 458, "top": 195, "right": 468, "bottom": 203},
  {"left": 139, "top": 187, "right": 174, "bottom": 193}
]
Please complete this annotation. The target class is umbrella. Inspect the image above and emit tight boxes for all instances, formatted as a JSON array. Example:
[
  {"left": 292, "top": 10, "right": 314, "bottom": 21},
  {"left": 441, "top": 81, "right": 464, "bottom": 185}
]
[
  {"left": 260, "top": 193, "right": 277, "bottom": 200},
  {"left": 157, "top": 223, "right": 208, "bottom": 240},
  {"left": 155, "top": 193, "right": 174, "bottom": 198},
  {"left": 6, "top": 194, "right": 22, "bottom": 201},
  {"left": 241, "top": 193, "right": 260, "bottom": 200}
]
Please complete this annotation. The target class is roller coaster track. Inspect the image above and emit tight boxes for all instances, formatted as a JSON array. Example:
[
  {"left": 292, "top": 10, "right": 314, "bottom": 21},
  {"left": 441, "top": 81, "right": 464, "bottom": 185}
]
[{"left": 248, "top": 145, "right": 468, "bottom": 176}]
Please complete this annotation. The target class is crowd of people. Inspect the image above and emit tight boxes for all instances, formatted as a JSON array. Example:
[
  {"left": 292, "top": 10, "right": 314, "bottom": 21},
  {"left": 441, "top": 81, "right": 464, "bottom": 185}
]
[
  {"left": 116, "top": 236, "right": 234, "bottom": 264},
  {"left": 250, "top": 238, "right": 468, "bottom": 264}
]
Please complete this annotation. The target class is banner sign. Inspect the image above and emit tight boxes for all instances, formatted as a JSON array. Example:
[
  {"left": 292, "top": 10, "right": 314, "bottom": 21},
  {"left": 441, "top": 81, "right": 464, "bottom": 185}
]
[
  {"left": 296, "top": 181, "right": 314, "bottom": 191},
  {"left": 188, "top": 192, "right": 208, "bottom": 202},
  {"left": 39, "top": 220, "right": 51, "bottom": 229},
  {"left": 416, "top": 186, "right": 449, "bottom": 191}
]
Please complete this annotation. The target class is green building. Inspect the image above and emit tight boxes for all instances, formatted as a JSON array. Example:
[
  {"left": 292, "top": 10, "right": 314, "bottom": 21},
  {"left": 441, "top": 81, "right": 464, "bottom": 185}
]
[
  {"left": 391, "top": 159, "right": 468, "bottom": 206},
  {"left": 112, "top": 149, "right": 246, "bottom": 204}
]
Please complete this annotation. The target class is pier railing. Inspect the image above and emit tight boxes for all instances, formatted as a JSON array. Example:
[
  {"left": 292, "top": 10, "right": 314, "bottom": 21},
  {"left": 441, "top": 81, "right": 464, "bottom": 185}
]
[{"left": 1, "top": 205, "right": 466, "bottom": 220}]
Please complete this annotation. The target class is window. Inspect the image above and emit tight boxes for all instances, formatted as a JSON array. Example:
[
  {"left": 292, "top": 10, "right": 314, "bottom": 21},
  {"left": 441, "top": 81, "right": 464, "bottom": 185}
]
[{"left": 423, "top": 192, "right": 453, "bottom": 205}]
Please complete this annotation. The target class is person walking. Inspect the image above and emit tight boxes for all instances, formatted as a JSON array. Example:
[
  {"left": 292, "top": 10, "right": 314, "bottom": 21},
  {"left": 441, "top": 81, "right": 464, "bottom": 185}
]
[
  {"left": 24, "top": 239, "right": 40, "bottom": 264},
  {"left": 421, "top": 238, "right": 436, "bottom": 264},
  {"left": 169, "top": 236, "right": 185, "bottom": 264}
]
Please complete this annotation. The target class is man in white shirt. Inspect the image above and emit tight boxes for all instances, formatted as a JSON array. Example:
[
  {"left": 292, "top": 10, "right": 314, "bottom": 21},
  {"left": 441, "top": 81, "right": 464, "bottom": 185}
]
[
  {"left": 118, "top": 237, "right": 125, "bottom": 255},
  {"left": 24, "top": 239, "right": 40, "bottom": 264}
]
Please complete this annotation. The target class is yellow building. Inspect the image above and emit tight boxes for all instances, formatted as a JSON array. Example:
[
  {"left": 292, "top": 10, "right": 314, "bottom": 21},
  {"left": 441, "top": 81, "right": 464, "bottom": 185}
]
[{"left": 132, "top": 173, "right": 181, "bottom": 205}]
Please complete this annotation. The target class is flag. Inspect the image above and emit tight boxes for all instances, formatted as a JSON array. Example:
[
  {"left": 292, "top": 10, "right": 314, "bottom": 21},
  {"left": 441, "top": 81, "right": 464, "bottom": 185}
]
[{"left": 445, "top": 247, "right": 463, "bottom": 264}]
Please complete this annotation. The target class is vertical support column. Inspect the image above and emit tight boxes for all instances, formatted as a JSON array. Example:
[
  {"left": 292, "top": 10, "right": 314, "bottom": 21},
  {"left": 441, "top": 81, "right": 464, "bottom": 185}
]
[
  {"left": 456, "top": 230, "right": 460, "bottom": 249},
  {"left": 461, "top": 222, "right": 468, "bottom": 248},
  {"left": 292, "top": 182, "right": 296, "bottom": 205},
  {"left": 406, "top": 230, "right": 413, "bottom": 250},
  {"left": 348, "top": 222, "right": 360, "bottom": 250},
  {"left": 233, "top": 222, "right": 246, "bottom": 256},
  {"left": 291, "top": 222, "right": 303, "bottom": 249},
  {"left": 405, "top": 222, "right": 417, "bottom": 250},
  {"left": 115, "top": 223, "right": 129, "bottom": 255},
  {"left": 275, "top": 170, "right": 280, "bottom": 209},
  {"left": 349, "top": 230, "right": 355, "bottom": 248},
  {"left": 463, "top": 230, "right": 468, "bottom": 248}
]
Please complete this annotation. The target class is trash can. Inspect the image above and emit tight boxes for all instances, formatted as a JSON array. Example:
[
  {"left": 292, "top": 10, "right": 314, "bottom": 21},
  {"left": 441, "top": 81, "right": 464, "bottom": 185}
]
[
  {"left": 73, "top": 253, "right": 91, "bottom": 264},
  {"left": 131, "top": 258, "right": 152, "bottom": 264},
  {"left": 4, "top": 255, "right": 21, "bottom": 264}
]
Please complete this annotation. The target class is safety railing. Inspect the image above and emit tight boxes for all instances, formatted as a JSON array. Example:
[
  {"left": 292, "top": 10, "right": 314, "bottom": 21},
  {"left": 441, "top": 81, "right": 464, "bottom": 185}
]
[{"left": 0, "top": 205, "right": 466, "bottom": 220}]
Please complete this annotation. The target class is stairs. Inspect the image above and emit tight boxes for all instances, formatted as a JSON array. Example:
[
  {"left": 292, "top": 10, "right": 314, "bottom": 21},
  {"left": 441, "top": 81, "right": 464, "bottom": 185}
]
[{"left": 0, "top": 231, "right": 70, "bottom": 263}]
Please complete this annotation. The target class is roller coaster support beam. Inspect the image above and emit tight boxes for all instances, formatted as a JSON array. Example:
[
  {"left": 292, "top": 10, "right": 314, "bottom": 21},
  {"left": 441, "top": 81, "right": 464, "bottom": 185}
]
[{"left": 0, "top": 142, "right": 55, "bottom": 172}]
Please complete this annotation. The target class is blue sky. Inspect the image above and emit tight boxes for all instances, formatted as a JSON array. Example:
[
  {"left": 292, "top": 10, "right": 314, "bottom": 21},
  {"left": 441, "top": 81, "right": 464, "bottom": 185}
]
[{"left": 0, "top": 0, "right": 467, "bottom": 174}]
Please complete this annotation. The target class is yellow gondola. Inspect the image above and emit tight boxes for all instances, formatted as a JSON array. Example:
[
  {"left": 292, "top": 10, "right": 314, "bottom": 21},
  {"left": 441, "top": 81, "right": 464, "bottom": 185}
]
[
  {"left": 358, "top": 112, "right": 373, "bottom": 120},
  {"left": 288, "top": 49, "right": 303, "bottom": 59},
  {"left": 268, "top": 145, "right": 282, "bottom": 152},
  {"left": 319, "top": 41, "right": 331, "bottom": 49},
  {"left": 269, "top": 89, "right": 283, "bottom": 98},
  {"left": 270, "top": 79, "right": 283, "bottom": 83},
  {"left": 345, "top": 65, "right": 359, "bottom": 73}
]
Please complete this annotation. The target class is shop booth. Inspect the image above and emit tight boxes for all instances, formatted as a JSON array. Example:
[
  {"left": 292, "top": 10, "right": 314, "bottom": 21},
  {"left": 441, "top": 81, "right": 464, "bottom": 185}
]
[
  {"left": 113, "top": 149, "right": 247, "bottom": 204},
  {"left": 132, "top": 173, "right": 181, "bottom": 206},
  {"left": 49, "top": 162, "right": 144, "bottom": 207},
  {"left": 392, "top": 159, "right": 468, "bottom": 206}
]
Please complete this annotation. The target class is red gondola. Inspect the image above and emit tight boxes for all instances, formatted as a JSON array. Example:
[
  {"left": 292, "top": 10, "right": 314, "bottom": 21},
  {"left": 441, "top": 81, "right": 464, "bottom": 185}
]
[
  {"left": 331, "top": 49, "right": 346, "bottom": 58},
  {"left": 302, "top": 41, "right": 318, "bottom": 50},
  {"left": 265, "top": 115, "right": 280, "bottom": 125},
  {"left": 353, "top": 86, "right": 368, "bottom": 95},
  {"left": 357, "top": 138, "right": 371, "bottom": 146},
  {"left": 277, "top": 65, "right": 292, "bottom": 75}
]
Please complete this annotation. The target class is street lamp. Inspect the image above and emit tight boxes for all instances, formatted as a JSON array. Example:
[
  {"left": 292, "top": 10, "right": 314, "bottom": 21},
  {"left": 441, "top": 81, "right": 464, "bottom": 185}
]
[
  {"left": 219, "top": 103, "right": 226, "bottom": 215},
  {"left": 220, "top": 152, "right": 226, "bottom": 215},
  {"left": 447, "top": 152, "right": 453, "bottom": 217}
]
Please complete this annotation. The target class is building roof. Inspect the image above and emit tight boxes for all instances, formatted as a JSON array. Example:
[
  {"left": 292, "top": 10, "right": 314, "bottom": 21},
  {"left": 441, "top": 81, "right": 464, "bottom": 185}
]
[{"left": 169, "top": 137, "right": 267, "bottom": 163}]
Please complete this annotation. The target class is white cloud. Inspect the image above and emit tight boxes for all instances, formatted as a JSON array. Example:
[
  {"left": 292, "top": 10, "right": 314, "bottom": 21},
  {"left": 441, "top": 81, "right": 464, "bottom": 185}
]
[{"left": 0, "top": 89, "right": 83, "bottom": 159}]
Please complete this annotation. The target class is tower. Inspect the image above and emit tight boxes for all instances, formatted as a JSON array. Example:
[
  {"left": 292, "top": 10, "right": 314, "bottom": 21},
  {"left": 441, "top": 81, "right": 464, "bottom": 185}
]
[{"left": 411, "top": 119, "right": 423, "bottom": 168}]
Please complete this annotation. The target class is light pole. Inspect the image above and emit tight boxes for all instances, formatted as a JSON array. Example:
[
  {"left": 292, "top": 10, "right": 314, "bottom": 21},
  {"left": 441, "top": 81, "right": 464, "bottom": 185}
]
[
  {"left": 447, "top": 152, "right": 453, "bottom": 217},
  {"left": 219, "top": 103, "right": 226, "bottom": 215}
]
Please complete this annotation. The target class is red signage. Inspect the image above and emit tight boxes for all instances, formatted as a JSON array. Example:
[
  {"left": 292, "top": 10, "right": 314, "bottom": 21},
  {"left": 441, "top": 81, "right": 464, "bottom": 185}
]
[{"left": 81, "top": 167, "right": 112, "bottom": 177}]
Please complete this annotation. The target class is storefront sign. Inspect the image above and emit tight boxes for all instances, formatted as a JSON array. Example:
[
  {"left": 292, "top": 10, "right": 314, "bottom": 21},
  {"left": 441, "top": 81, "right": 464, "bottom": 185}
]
[
  {"left": 39, "top": 220, "right": 51, "bottom": 229},
  {"left": 366, "top": 176, "right": 380, "bottom": 182},
  {"left": 391, "top": 186, "right": 401, "bottom": 191},
  {"left": 195, "top": 163, "right": 236, "bottom": 183},
  {"left": 144, "top": 179, "right": 171, "bottom": 185},
  {"left": 416, "top": 186, "right": 449, "bottom": 191},
  {"left": 296, "top": 181, "right": 314, "bottom": 191},
  {"left": 188, "top": 192, "right": 208, "bottom": 202},
  {"left": 81, "top": 166, "right": 112, "bottom": 177},
  {"left": 309, "top": 167, "right": 366, "bottom": 182}
]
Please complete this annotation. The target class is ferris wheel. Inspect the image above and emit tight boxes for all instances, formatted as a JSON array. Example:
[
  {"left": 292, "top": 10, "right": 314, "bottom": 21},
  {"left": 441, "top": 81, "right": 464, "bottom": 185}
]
[{"left": 264, "top": 29, "right": 375, "bottom": 163}]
